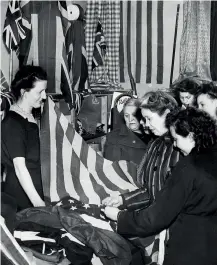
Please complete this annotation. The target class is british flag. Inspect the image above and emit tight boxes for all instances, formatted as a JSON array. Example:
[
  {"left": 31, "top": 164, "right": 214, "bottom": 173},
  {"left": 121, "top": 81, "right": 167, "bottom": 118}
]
[{"left": 2, "top": 0, "right": 31, "bottom": 51}]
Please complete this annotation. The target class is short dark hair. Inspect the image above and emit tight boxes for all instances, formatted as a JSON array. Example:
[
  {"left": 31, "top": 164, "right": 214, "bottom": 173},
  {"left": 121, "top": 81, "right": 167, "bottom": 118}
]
[
  {"left": 196, "top": 82, "right": 217, "bottom": 100},
  {"left": 11, "top": 65, "right": 47, "bottom": 100},
  {"left": 139, "top": 91, "right": 178, "bottom": 116},
  {"left": 172, "top": 77, "right": 202, "bottom": 95},
  {"left": 166, "top": 107, "right": 217, "bottom": 151}
]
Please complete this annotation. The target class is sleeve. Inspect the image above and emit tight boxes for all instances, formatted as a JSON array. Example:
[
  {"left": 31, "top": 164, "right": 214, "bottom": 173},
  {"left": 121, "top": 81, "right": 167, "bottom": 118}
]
[
  {"left": 117, "top": 158, "right": 194, "bottom": 237},
  {"left": 3, "top": 119, "right": 26, "bottom": 159},
  {"left": 121, "top": 186, "right": 150, "bottom": 211}
]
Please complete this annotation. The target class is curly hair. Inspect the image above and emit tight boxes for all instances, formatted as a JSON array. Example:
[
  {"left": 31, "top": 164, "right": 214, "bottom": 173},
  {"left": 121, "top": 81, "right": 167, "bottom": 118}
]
[
  {"left": 166, "top": 107, "right": 217, "bottom": 151},
  {"left": 172, "top": 77, "right": 202, "bottom": 95},
  {"left": 139, "top": 90, "right": 178, "bottom": 116},
  {"left": 11, "top": 65, "right": 47, "bottom": 100}
]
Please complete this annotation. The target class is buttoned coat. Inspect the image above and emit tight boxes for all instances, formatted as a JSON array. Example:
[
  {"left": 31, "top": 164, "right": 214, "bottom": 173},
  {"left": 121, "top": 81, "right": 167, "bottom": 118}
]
[{"left": 104, "top": 124, "right": 149, "bottom": 165}]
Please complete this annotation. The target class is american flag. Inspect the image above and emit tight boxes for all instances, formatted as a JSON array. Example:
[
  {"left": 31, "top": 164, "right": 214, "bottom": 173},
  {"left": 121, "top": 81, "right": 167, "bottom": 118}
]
[
  {"left": 119, "top": 0, "right": 183, "bottom": 89},
  {"left": 2, "top": 0, "right": 31, "bottom": 51},
  {"left": 92, "top": 20, "right": 107, "bottom": 70},
  {"left": 40, "top": 97, "right": 138, "bottom": 205}
]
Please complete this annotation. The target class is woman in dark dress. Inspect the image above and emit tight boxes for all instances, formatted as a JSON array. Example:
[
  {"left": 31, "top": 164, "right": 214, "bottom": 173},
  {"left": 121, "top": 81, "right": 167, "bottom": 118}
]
[
  {"left": 1, "top": 65, "right": 47, "bottom": 210},
  {"left": 104, "top": 108, "right": 217, "bottom": 265}
]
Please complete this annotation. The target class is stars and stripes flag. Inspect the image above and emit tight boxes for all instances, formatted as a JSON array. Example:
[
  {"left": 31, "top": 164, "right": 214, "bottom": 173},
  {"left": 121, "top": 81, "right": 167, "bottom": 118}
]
[
  {"left": 92, "top": 20, "right": 107, "bottom": 70},
  {"left": 2, "top": 0, "right": 31, "bottom": 51},
  {"left": 40, "top": 97, "right": 138, "bottom": 205}
]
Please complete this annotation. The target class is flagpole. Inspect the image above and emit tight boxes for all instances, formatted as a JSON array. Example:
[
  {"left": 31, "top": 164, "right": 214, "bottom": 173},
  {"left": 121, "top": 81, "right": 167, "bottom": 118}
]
[{"left": 9, "top": 46, "right": 13, "bottom": 90}]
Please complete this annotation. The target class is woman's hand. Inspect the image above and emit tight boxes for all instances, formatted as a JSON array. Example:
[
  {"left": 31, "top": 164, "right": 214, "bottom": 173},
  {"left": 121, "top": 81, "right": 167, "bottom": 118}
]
[
  {"left": 103, "top": 206, "right": 121, "bottom": 221},
  {"left": 102, "top": 195, "right": 123, "bottom": 207}
]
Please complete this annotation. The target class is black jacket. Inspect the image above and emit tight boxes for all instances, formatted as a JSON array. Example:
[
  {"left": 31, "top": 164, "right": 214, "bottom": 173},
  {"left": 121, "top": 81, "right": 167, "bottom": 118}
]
[
  {"left": 104, "top": 124, "right": 150, "bottom": 165},
  {"left": 117, "top": 150, "right": 217, "bottom": 265}
]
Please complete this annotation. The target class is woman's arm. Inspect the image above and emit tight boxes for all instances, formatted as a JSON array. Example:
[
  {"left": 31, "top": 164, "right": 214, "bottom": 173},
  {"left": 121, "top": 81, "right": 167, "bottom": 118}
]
[{"left": 13, "top": 157, "right": 45, "bottom": 207}]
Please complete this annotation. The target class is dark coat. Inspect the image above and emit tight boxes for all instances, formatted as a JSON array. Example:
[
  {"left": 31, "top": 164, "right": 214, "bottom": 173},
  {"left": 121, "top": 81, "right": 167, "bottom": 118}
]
[
  {"left": 117, "top": 150, "right": 217, "bottom": 265},
  {"left": 104, "top": 124, "right": 150, "bottom": 165}
]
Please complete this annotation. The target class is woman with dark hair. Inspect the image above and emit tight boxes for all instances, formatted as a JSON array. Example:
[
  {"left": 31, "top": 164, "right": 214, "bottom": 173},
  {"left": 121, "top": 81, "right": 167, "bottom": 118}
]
[
  {"left": 104, "top": 108, "right": 217, "bottom": 265},
  {"left": 1, "top": 65, "right": 47, "bottom": 210},
  {"left": 196, "top": 82, "right": 217, "bottom": 121},
  {"left": 104, "top": 98, "right": 152, "bottom": 165},
  {"left": 172, "top": 77, "right": 201, "bottom": 108}
]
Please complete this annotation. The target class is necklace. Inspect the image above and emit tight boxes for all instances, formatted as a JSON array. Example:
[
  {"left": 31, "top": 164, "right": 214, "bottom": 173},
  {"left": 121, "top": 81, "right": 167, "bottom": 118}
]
[{"left": 11, "top": 104, "right": 36, "bottom": 124}]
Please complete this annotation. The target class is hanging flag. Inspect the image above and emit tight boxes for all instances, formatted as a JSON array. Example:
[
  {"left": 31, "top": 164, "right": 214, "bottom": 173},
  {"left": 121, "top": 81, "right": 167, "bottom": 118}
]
[
  {"left": 40, "top": 97, "right": 138, "bottom": 205},
  {"left": 92, "top": 20, "right": 107, "bottom": 70},
  {"left": 0, "top": 70, "right": 9, "bottom": 91},
  {"left": 119, "top": 1, "right": 183, "bottom": 88},
  {"left": 2, "top": 0, "right": 31, "bottom": 51}
]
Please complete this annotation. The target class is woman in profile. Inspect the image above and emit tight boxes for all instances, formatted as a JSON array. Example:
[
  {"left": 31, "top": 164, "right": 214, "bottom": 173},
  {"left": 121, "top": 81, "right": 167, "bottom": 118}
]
[
  {"left": 1, "top": 65, "right": 47, "bottom": 210},
  {"left": 104, "top": 107, "right": 217, "bottom": 265}
]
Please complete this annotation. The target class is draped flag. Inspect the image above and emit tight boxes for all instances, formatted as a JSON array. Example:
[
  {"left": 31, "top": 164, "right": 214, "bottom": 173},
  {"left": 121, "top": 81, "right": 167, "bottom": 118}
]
[
  {"left": 2, "top": 0, "right": 31, "bottom": 51},
  {"left": 92, "top": 20, "right": 107, "bottom": 70},
  {"left": 40, "top": 97, "right": 138, "bottom": 205}
]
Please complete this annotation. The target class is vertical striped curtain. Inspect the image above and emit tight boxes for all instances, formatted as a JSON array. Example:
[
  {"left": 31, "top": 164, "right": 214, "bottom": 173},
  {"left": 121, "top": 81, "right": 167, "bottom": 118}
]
[
  {"left": 180, "top": 0, "right": 212, "bottom": 81},
  {"left": 210, "top": 1, "right": 217, "bottom": 81},
  {"left": 119, "top": 1, "right": 183, "bottom": 92},
  {"left": 85, "top": 1, "right": 120, "bottom": 85}
]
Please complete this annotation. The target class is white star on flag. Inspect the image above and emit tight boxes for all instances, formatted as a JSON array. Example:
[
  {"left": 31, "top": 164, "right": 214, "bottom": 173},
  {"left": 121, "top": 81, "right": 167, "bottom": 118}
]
[
  {"left": 68, "top": 199, "right": 74, "bottom": 203},
  {"left": 56, "top": 201, "right": 63, "bottom": 206},
  {"left": 70, "top": 206, "right": 77, "bottom": 210},
  {"left": 83, "top": 204, "right": 90, "bottom": 209}
]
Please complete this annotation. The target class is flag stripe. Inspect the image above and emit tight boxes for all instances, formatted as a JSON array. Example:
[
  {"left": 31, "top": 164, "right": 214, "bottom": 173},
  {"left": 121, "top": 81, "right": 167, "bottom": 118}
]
[
  {"left": 157, "top": 1, "right": 164, "bottom": 84},
  {"left": 40, "top": 98, "right": 138, "bottom": 205},
  {"left": 119, "top": 1, "right": 125, "bottom": 83},
  {"left": 135, "top": 1, "right": 142, "bottom": 83},
  {"left": 126, "top": 1, "right": 133, "bottom": 83},
  {"left": 146, "top": 1, "right": 152, "bottom": 83}
]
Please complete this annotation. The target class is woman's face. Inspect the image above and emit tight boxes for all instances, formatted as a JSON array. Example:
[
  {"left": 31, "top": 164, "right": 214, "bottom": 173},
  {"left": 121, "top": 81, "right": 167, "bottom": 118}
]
[
  {"left": 197, "top": 94, "right": 217, "bottom": 120},
  {"left": 123, "top": 105, "right": 140, "bottom": 132},
  {"left": 179, "top": 92, "right": 194, "bottom": 107},
  {"left": 141, "top": 108, "right": 168, "bottom": 136},
  {"left": 170, "top": 126, "right": 195, "bottom": 156},
  {"left": 24, "top": 80, "right": 47, "bottom": 108}
]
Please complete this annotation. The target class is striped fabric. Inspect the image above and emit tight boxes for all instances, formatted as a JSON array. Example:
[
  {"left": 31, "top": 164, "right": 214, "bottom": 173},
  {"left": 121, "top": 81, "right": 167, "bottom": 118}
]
[
  {"left": 85, "top": 1, "right": 120, "bottom": 85},
  {"left": 0, "top": 217, "right": 32, "bottom": 265},
  {"left": 119, "top": 1, "right": 183, "bottom": 90},
  {"left": 180, "top": 0, "right": 212, "bottom": 81},
  {"left": 40, "top": 97, "right": 138, "bottom": 205}
]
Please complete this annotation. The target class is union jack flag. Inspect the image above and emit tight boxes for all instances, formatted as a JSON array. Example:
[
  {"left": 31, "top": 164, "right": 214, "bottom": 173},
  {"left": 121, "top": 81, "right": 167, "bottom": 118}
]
[
  {"left": 2, "top": 0, "right": 31, "bottom": 51},
  {"left": 92, "top": 20, "right": 107, "bottom": 70}
]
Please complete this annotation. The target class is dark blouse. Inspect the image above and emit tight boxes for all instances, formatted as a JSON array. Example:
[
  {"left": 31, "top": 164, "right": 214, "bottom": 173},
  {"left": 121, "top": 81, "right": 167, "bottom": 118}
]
[{"left": 1, "top": 111, "right": 44, "bottom": 210}]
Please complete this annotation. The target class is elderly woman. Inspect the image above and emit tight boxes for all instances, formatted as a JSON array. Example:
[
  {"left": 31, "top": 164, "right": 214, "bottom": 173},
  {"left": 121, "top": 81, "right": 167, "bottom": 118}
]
[
  {"left": 104, "top": 98, "right": 152, "bottom": 165},
  {"left": 1, "top": 65, "right": 47, "bottom": 210},
  {"left": 104, "top": 108, "right": 217, "bottom": 265}
]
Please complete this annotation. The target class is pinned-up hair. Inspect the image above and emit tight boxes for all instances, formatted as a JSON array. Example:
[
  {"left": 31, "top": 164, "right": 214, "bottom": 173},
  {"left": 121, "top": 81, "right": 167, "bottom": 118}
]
[
  {"left": 11, "top": 65, "right": 47, "bottom": 100},
  {"left": 139, "top": 90, "right": 178, "bottom": 116}
]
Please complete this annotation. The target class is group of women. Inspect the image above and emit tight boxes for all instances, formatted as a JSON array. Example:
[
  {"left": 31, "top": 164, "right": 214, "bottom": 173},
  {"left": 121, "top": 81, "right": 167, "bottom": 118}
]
[{"left": 1, "top": 65, "right": 217, "bottom": 265}]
